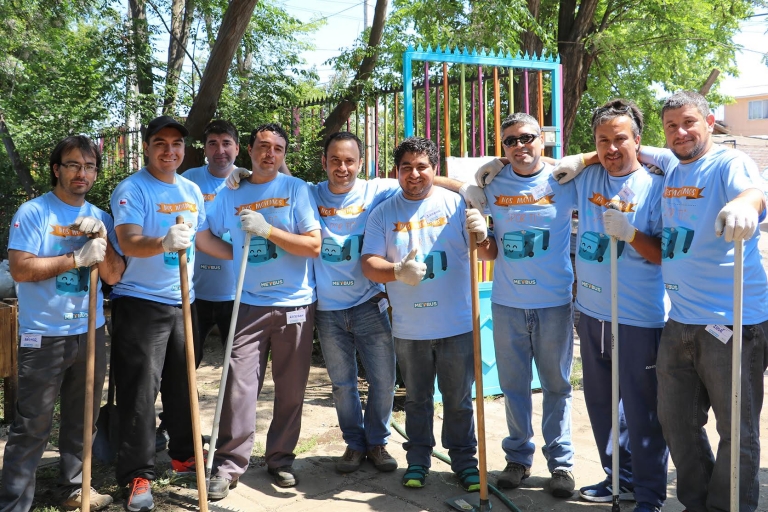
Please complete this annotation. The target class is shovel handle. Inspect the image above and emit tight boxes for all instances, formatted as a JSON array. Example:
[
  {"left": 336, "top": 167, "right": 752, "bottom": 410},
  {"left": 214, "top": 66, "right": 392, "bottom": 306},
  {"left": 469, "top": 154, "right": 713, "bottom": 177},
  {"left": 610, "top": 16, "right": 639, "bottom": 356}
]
[
  {"left": 176, "top": 215, "right": 209, "bottom": 511},
  {"left": 81, "top": 265, "right": 99, "bottom": 510}
]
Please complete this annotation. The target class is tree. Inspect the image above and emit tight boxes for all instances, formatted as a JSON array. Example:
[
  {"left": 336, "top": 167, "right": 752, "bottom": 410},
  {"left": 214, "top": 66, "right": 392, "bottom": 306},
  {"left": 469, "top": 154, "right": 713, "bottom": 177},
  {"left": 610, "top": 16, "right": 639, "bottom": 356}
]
[{"left": 363, "top": 0, "right": 754, "bottom": 152}]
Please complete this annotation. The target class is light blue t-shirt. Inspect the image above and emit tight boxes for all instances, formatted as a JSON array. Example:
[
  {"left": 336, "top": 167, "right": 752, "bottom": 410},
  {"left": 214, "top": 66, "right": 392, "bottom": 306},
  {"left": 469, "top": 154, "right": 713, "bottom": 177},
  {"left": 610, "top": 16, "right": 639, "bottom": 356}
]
[
  {"left": 483, "top": 163, "right": 577, "bottom": 308},
  {"left": 202, "top": 173, "right": 321, "bottom": 307},
  {"left": 643, "top": 145, "right": 768, "bottom": 325},
  {"left": 311, "top": 178, "right": 400, "bottom": 311},
  {"left": 183, "top": 165, "right": 235, "bottom": 301},
  {"left": 9, "top": 192, "right": 115, "bottom": 336},
  {"left": 110, "top": 168, "right": 205, "bottom": 305},
  {"left": 362, "top": 186, "right": 472, "bottom": 340},
  {"left": 572, "top": 165, "right": 666, "bottom": 327}
]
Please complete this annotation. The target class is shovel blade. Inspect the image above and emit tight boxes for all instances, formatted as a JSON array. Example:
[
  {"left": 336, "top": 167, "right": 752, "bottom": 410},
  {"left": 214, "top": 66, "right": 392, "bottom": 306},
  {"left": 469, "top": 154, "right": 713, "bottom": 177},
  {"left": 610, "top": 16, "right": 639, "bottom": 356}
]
[{"left": 445, "top": 493, "right": 492, "bottom": 512}]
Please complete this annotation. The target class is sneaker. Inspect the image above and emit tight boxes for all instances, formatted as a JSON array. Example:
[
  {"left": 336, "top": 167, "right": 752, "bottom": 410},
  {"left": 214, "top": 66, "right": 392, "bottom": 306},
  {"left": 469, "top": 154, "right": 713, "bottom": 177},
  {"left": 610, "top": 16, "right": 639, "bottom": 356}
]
[
  {"left": 456, "top": 467, "right": 480, "bottom": 492},
  {"left": 126, "top": 477, "right": 154, "bottom": 512},
  {"left": 155, "top": 427, "right": 169, "bottom": 452},
  {"left": 170, "top": 452, "right": 207, "bottom": 474},
  {"left": 208, "top": 475, "right": 238, "bottom": 501},
  {"left": 550, "top": 469, "right": 575, "bottom": 498},
  {"left": 61, "top": 487, "right": 113, "bottom": 511},
  {"left": 634, "top": 503, "right": 661, "bottom": 512},
  {"left": 579, "top": 478, "right": 635, "bottom": 502},
  {"left": 496, "top": 462, "right": 530, "bottom": 489},
  {"left": 366, "top": 445, "right": 398, "bottom": 472},
  {"left": 336, "top": 446, "right": 365, "bottom": 473},
  {"left": 268, "top": 465, "right": 297, "bottom": 487},
  {"left": 402, "top": 464, "right": 429, "bottom": 488}
]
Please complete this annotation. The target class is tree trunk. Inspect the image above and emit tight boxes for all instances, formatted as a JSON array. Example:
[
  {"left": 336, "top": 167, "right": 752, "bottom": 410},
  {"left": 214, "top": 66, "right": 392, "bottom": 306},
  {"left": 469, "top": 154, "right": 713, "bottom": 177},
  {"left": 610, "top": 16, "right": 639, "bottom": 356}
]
[
  {"left": 0, "top": 114, "right": 37, "bottom": 198},
  {"left": 181, "top": 0, "right": 260, "bottom": 171},
  {"left": 128, "top": 0, "right": 155, "bottom": 123},
  {"left": 162, "top": 0, "right": 194, "bottom": 115},
  {"left": 556, "top": 0, "right": 600, "bottom": 153},
  {"left": 316, "top": 0, "right": 388, "bottom": 152}
]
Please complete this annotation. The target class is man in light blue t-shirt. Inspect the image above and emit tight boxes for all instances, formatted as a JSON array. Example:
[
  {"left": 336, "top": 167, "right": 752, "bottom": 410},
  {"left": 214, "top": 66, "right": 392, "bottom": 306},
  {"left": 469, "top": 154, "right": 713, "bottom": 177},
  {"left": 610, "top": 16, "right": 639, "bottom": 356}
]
[
  {"left": 472, "top": 113, "right": 577, "bottom": 498},
  {"left": 560, "top": 100, "right": 669, "bottom": 510},
  {"left": 310, "top": 132, "right": 400, "bottom": 474},
  {"left": 196, "top": 123, "right": 321, "bottom": 497},
  {"left": 182, "top": 120, "right": 239, "bottom": 364},
  {"left": 110, "top": 116, "right": 206, "bottom": 511},
  {"left": 0, "top": 136, "right": 124, "bottom": 512},
  {"left": 555, "top": 91, "right": 768, "bottom": 512},
  {"left": 361, "top": 137, "right": 488, "bottom": 493}
]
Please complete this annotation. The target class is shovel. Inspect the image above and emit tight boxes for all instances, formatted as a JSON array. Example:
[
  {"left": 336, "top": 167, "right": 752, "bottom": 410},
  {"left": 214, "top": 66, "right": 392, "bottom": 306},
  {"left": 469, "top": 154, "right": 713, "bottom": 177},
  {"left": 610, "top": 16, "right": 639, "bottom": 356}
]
[
  {"left": 93, "top": 351, "right": 119, "bottom": 465},
  {"left": 609, "top": 236, "right": 620, "bottom": 512},
  {"left": 446, "top": 233, "right": 491, "bottom": 512},
  {"left": 80, "top": 266, "right": 99, "bottom": 509},
  {"left": 176, "top": 216, "right": 209, "bottom": 511},
  {"left": 205, "top": 232, "right": 251, "bottom": 488},
  {"left": 730, "top": 240, "right": 744, "bottom": 511}
]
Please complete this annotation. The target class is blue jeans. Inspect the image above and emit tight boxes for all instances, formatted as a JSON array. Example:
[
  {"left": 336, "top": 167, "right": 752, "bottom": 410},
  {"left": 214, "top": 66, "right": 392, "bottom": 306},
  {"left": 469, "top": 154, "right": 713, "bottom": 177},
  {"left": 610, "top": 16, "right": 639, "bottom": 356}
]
[
  {"left": 395, "top": 331, "right": 477, "bottom": 473},
  {"left": 492, "top": 302, "right": 574, "bottom": 471},
  {"left": 657, "top": 319, "right": 768, "bottom": 512},
  {"left": 316, "top": 298, "right": 395, "bottom": 452}
]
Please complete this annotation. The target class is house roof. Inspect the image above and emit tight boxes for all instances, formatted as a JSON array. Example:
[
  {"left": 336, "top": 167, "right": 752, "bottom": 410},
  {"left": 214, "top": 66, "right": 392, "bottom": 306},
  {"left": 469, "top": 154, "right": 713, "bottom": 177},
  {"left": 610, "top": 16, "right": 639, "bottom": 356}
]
[{"left": 713, "top": 133, "right": 768, "bottom": 170}]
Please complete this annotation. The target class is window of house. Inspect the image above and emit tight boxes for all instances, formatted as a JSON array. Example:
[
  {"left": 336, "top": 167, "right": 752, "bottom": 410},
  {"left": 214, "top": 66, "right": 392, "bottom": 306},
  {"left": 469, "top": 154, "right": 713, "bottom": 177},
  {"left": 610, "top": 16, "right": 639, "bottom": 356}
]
[{"left": 748, "top": 99, "right": 768, "bottom": 120}]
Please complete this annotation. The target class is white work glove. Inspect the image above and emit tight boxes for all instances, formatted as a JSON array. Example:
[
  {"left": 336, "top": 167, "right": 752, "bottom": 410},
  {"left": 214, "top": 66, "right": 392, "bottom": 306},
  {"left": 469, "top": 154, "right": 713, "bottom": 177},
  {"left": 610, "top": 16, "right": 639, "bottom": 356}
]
[
  {"left": 552, "top": 154, "right": 586, "bottom": 184},
  {"left": 474, "top": 159, "right": 505, "bottom": 188},
  {"left": 466, "top": 208, "right": 487, "bottom": 243},
  {"left": 73, "top": 237, "right": 107, "bottom": 267},
  {"left": 162, "top": 223, "right": 192, "bottom": 252},
  {"left": 715, "top": 201, "right": 759, "bottom": 243},
  {"left": 393, "top": 248, "right": 426, "bottom": 286},
  {"left": 459, "top": 183, "right": 487, "bottom": 210},
  {"left": 239, "top": 209, "right": 272, "bottom": 237},
  {"left": 71, "top": 216, "right": 107, "bottom": 239},
  {"left": 603, "top": 209, "right": 637, "bottom": 242},
  {"left": 225, "top": 167, "right": 251, "bottom": 190}
]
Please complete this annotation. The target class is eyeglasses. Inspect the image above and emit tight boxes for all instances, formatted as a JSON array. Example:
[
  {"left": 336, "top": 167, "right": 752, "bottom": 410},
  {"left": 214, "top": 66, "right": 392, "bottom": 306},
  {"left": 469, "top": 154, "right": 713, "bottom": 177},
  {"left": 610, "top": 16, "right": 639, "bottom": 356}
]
[
  {"left": 502, "top": 133, "right": 539, "bottom": 147},
  {"left": 59, "top": 162, "right": 98, "bottom": 173}
]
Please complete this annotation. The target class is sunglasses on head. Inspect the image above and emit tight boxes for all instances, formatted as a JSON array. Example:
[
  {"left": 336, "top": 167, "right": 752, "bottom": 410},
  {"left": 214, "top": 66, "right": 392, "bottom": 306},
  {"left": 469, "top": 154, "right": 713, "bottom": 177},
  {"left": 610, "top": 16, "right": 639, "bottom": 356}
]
[{"left": 502, "top": 133, "right": 539, "bottom": 147}]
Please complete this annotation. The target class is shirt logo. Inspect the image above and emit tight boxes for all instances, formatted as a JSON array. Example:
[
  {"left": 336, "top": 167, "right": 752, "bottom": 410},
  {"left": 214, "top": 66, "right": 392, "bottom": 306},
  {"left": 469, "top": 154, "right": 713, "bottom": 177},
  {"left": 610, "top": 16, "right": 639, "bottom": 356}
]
[
  {"left": 663, "top": 186, "right": 705, "bottom": 199},
  {"left": 513, "top": 279, "right": 537, "bottom": 285},
  {"left": 13, "top": 221, "right": 19, "bottom": 228},
  {"left": 203, "top": 193, "right": 216, "bottom": 202},
  {"left": 156, "top": 202, "right": 198, "bottom": 213},
  {"left": 494, "top": 194, "right": 554, "bottom": 206},
  {"left": 318, "top": 204, "right": 365, "bottom": 217},
  {"left": 588, "top": 193, "right": 635, "bottom": 212},
  {"left": 118, "top": 198, "right": 128, "bottom": 206},
  {"left": 581, "top": 280, "right": 602, "bottom": 293},
  {"left": 260, "top": 279, "right": 284, "bottom": 288},
  {"left": 235, "top": 198, "right": 289, "bottom": 214},
  {"left": 49, "top": 225, "right": 84, "bottom": 238},
  {"left": 414, "top": 301, "right": 438, "bottom": 308},
  {"left": 393, "top": 217, "right": 447, "bottom": 232},
  {"left": 332, "top": 280, "right": 354, "bottom": 286}
]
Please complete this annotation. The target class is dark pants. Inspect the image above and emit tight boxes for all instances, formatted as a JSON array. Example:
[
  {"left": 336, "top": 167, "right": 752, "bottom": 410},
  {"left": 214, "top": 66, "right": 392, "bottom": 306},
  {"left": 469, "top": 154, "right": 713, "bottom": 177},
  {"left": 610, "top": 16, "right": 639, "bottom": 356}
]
[
  {"left": 578, "top": 314, "right": 668, "bottom": 506},
  {"left": 193, "top": 299, "right": 234, "bottom": 367},
  {"left": 213, "top": 302, "right": 316, "bottom": 479},
  {"left": 0, "top": 328, "right": 107, "bottom": 512},
  {"left": 112, "top": 296, "right": 199, "bottom": 486},
  {"left": 657, "top": 319, "right": 768, "bottom": 512}
]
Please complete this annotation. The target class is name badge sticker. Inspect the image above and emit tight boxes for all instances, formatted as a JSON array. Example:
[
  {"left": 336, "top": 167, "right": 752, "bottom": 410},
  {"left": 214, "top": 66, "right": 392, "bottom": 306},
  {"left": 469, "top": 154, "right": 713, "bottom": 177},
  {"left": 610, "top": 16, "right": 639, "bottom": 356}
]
[
  {"left": 378, "top": 298, "right": 389, "bottom": 313},
  {"left": 424, "top": 209, "right": 441, "bottom": 224},
  {"left": 618, "top": 184, "right": 635, "bottom": 203},
  {"left": 21, "top": 334, "right": 42, "bottom": 349},
  {"left": 531, "top": 181, "right": 553, "bottom": 201},
  {"left": 287, "top": 310, "right": 307, "bottom": 325},
  {"left": 705, "top": 324, "right": 733, "bottom": 344}
]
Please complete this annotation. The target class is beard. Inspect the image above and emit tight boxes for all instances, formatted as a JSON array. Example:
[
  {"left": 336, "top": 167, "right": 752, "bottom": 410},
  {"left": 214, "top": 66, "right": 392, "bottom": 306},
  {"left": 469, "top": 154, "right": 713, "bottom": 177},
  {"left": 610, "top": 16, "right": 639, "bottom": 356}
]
[{"left": 670, "top": 140, "right": 707, "bottom": 162}]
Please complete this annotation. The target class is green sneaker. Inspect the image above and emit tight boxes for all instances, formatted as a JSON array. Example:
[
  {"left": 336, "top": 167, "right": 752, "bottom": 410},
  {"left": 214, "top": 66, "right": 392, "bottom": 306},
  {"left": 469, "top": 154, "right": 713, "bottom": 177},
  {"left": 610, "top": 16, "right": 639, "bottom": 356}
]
[{"left": 402, "top": 464, "right": 429, "bottom": 488}]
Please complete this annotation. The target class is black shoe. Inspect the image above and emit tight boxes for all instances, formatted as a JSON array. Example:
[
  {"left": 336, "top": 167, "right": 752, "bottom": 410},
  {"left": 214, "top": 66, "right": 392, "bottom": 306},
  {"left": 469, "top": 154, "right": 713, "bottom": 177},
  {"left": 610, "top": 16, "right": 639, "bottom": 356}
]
[
  {"left": 208, "top": 476, "right": 237, "bottom": 501},
  {"left": 267, "top": 466, "right": 296, "bottom": 487},
  {"left": 155, "top": 427, "right": 169, "bottom": 453}
]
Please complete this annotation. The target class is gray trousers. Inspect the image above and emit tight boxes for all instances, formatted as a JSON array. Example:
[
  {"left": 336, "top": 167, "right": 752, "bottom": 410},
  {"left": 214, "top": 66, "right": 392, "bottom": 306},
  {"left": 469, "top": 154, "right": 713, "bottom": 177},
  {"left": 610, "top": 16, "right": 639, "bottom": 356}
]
[
  {"left": 213, "top": 303, "right": 315, "bottom": 480},
  {"left": 0, "top": 327, "right": 107, "bottom": 512}
]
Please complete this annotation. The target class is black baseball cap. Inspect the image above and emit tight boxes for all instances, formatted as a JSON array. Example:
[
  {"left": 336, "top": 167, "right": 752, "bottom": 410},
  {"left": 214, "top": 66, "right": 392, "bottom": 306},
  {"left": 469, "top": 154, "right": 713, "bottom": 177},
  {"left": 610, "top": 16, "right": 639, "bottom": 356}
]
[{"left": 144, "top": 116, "right": 189, "bottom": 141}]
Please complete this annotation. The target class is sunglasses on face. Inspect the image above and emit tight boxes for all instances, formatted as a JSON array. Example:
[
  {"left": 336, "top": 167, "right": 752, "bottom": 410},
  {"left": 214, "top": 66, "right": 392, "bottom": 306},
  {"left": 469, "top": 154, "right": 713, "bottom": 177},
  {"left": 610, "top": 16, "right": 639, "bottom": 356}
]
[{"left": 502, "top": 133, "right": 539, "bottom": 147}]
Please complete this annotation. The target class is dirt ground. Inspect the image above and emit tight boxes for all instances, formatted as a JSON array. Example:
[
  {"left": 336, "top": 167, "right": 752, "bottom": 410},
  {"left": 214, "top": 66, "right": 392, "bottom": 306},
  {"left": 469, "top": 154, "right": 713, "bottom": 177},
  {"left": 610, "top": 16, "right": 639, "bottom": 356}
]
[{"left": 1, "top": 221, "right": 768, "bottom": 511}]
